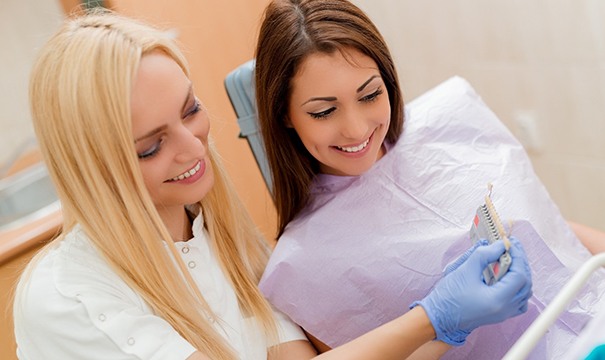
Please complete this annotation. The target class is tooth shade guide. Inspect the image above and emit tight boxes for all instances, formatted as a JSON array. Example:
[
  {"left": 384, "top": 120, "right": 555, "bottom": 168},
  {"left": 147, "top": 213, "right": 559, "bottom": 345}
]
[{"left": 484, "top": 186, "right": 511, "bottom": 251}]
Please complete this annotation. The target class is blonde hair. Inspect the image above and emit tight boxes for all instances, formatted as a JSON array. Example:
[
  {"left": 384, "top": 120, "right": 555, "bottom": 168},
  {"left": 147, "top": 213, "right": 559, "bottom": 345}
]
[{"left": 24, "top": 10, "right": 276, "bottom": 358}]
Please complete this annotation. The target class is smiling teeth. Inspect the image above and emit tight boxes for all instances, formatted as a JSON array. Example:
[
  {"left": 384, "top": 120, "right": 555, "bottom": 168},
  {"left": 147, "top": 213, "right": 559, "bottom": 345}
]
[
  {"left": 337, "top": 138, "right": 370, "bottom": 153},
  {"left": 170, "top": 162, "right": 201, "bottom": 181}
]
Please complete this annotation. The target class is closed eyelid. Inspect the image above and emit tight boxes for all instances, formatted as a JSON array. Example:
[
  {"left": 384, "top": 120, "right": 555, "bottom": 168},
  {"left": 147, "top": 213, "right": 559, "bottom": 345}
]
[
  {"left": 361, "top": 86, "right": 383, "bottom": 98},
  {"left": 137, "top": 143, "right": 159, "bottom": 159},
  {"left": 183, "top": 97, "right": 201, "bottom": 118}
]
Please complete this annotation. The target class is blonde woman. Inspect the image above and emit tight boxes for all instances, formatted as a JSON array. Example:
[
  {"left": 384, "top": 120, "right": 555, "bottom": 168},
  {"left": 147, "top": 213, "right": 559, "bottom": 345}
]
[{"left": 14, "top": 10, "right": 530, "bottom": 360}]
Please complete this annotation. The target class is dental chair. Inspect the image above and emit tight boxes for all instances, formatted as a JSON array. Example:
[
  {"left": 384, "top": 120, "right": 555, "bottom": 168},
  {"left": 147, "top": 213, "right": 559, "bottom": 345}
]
[{"left": 224, "top": 59, "right": 273, "bottom": 194}]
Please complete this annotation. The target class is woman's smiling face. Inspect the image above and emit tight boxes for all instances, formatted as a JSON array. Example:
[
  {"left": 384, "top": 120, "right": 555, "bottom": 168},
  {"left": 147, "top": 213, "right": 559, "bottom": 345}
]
[
  {"left": 287, "top": 47, "right": 391, "bottom": 176},
  {"left": 131, "top": 52, "right": 214, "bottom": 215}
]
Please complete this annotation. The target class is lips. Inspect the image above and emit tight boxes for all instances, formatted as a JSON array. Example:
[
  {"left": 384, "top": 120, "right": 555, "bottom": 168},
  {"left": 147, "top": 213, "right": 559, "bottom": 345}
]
[
  {"left": 333, "top": 130, "right": 375, "bottom": 154},
  {"left": 167, "top": 161, "right": 202, "bottom": 182},
  {"left": 335, "top": 137, "right": 370, "bottom": 153}
]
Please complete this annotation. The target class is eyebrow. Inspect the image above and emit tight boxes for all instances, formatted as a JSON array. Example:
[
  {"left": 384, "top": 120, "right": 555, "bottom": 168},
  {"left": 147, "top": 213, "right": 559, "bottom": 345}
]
[
  {"left": 134, "top": 84, "right": 193, "bottom": 143},
  {"left": 356, "top": 75, "right": 380, "bottom": 93},
  {"left": 301, "top": 75, "right": 381, "bottom": 106},
  {"left": 302, "top": 96, "right": 337, "bottom": 106}
]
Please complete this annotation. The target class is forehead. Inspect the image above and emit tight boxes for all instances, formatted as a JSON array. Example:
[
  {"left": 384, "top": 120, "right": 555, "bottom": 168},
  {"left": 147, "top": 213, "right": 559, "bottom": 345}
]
[
  {"left": 131, "top": 52, "right": 190, "bottom": 132},
  {"left": 132, "top": 52, "right": 188, "bottom": 105},
  {"left": 291, "top": 48, "right": 380, "bottom": 94}
]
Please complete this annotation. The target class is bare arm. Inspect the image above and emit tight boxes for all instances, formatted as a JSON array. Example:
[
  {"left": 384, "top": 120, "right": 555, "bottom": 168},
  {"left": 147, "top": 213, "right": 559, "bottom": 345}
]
[
  {"left": 404, "top": 340, "right": 451, "bottom": 360},
  {"left": 568, "top": 221, "right": 605, "bottom": 254},
  {"left": 304, "top": 323, "right": 449, "bottom": 360},
  {"left": 187, "top": 351, "right": 211, "bottom": 360},
  {"left": 315, "top": 306, "right": 435, "bottom": 359},
  {"left": 269, "top": 306, "right": 435, "bottom": 360}
]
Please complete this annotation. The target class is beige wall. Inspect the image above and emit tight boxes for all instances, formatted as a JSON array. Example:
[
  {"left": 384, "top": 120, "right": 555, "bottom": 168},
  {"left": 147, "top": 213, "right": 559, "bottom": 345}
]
[
  {"left": 353, "top": 0, "right": 605, "bottom": 231},
  {"left": 0, "top": 0, "right": 63, "bottom": 173}
]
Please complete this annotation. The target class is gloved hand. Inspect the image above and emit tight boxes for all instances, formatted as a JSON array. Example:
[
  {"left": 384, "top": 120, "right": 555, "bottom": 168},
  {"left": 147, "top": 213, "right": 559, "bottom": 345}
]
[
  {"left": 411, "top": 237, "right": 532, "bottom": 346},
  {"left": 443, "top": 239, "right": 488, "bottom": 275}
]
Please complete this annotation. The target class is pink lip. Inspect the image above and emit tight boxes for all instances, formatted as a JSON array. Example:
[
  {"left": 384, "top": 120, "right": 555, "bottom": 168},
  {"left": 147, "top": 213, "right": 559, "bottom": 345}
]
[
  {"left": 331, "top": 132, "right": 374, "bottom": 158},
  {"left": 165, "top": 160, "right": 205, "bottom": 184}
]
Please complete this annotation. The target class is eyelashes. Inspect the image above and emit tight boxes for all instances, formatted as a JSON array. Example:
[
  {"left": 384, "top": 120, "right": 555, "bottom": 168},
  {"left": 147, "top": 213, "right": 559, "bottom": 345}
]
[
  {"left": 308, "top": 107, "right": 336, "bottom": 119},
  {"left": 137, "top": 142, "right": 162, "bottom": 159},
  {"left": 362, "top": 88, "right": 383, "bottom": 103},
  {"left": 185, "top": 98, "right": 202, "bottom": 117},
  {"left": 307, "top": 87, "right": 384, "bottom": 120}
]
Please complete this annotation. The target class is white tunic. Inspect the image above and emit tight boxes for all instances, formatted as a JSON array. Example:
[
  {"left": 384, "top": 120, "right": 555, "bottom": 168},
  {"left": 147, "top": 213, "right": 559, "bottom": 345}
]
[{"left": 14, "top": 211, "right": 306, "bottom": 359}]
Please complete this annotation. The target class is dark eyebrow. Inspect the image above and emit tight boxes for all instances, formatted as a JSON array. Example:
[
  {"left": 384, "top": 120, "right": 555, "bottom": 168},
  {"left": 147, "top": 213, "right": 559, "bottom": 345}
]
[
  {"left": 356, "top": 75, "right": 380, "bottom": 93},
  {"left": 134, "top": 83, "right": 193, "bottom": 143},
  {"left": 300, "top": 75, "right": 381, "bottom": 106},
  {"left": 302, "top": 96, "right": 337, "bottom": 106}
]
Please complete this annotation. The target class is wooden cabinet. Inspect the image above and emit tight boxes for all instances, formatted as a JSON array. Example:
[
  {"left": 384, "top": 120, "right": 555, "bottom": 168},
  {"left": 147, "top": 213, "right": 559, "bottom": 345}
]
[{"left": 0, "top": 211, "right": 61, "bottom": 360}]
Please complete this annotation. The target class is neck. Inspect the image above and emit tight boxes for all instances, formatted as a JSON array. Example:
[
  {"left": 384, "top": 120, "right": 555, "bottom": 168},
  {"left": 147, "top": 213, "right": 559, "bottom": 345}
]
[
  {"left": 181, "top": 209, "right": 193, "bottom": 241},
  {"left": 158, "top": 206, "right": 193, "bottom": 242}
]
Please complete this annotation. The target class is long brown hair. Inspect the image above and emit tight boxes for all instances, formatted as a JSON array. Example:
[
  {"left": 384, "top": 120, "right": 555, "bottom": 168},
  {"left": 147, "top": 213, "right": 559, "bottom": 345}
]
[{"left": 255, "top": 0, "right": 404, "bottom": 238}]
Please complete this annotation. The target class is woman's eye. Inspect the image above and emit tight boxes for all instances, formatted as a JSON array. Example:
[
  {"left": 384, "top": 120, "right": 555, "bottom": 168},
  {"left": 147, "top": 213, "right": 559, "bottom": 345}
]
[
  {"left": 184, "top": 98, "right": 201, "bottom": 118},
  {"left": 308, "top": 107, "right": 336, "bottom": 119},
  {"left": 361, "top": 88, "right": 384, "bottom": 103},
  {"left": 137, "top": 142, "right": 161, "bottom": 159}
]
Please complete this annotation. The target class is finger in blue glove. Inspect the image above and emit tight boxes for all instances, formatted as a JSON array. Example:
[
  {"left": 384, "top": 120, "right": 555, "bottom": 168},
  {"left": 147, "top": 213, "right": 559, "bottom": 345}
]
[{"left": 444, "top": 239, "right": 489, "bottom": 275}]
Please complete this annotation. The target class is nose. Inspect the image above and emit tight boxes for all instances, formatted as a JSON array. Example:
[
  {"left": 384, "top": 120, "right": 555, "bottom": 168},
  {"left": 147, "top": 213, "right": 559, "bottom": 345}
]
[
  {"left": 174, "top": 125, "right": 205, "bottom": 163},
  {"left": 340, "top": 111, "right": 369, "bottom": 141}
]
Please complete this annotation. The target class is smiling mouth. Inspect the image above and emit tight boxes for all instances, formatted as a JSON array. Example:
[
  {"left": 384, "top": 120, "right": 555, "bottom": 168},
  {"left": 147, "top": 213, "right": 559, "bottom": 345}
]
[
  {"left": 335, "top": 137, "right": 371, "bottom": 153},
  {"left": 167, "top": 161, "right": 202, "bottom": 182}
]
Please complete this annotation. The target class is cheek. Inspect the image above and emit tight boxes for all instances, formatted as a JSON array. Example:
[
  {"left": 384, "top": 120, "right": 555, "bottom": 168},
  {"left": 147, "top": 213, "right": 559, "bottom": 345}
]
[
  {"left": 300, "top": 127, "right": 334, "bottom": 156},
  {"left": 138, "top": 165, "right": 155, "bottom": 192},
  {"left": 376, "top": 97, "right": 391, "bottom": 122},
  {"left": 139, "top": 161, "right": 164, "bottom": 193},
  {"left": 292, "top": 120, "right": 322, "bottom": 145},
  {"left": 289, "top": 115, "right": 311, "bottom": 143}
]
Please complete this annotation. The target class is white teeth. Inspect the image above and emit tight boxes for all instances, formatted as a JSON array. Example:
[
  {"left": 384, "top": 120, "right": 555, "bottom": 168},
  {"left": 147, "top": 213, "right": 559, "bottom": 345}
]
[
  {"left": 337, "top": 138, "right": 370, "bottom": 153},
  {"left": 170, "top": 162, "right": 201, "bottom": 181}
]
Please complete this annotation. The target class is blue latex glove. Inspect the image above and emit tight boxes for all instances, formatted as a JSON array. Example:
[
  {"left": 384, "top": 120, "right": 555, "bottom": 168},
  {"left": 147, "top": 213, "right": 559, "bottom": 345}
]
[
  {"left": 443, "top": 239, "right": 489, "bottom": 275},
  {"left": 411, "top": 237, "right": 532, "bottom": 346}
]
